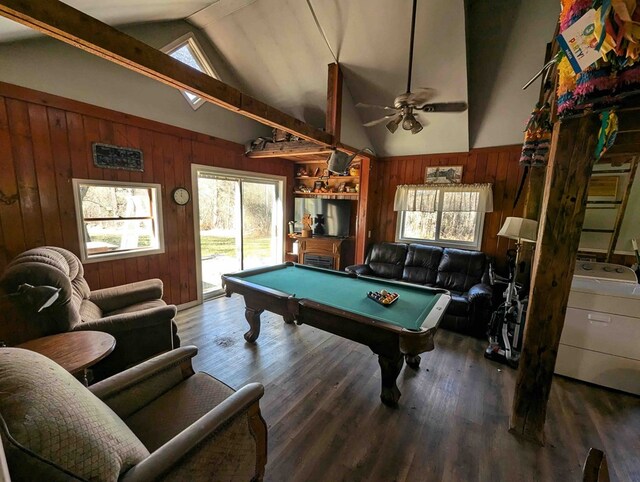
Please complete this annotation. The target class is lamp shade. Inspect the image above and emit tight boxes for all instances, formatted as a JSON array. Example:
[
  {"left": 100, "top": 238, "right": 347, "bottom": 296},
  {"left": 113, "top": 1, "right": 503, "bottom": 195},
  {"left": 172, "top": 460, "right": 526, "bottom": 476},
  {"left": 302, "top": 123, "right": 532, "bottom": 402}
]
[{"left": 497, "top": 217, "right": 538, "bottom": 243}]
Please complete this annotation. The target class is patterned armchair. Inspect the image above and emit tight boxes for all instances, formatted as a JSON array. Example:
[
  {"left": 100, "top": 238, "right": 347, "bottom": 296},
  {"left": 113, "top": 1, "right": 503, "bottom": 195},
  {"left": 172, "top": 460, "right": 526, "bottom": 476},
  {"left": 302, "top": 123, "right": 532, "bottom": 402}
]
[
  {"left": 0, "top": 346, "right": 267, "bottom": 481},
  {"left": 0, "top": 246, "right": 179, "bottom": 380}
]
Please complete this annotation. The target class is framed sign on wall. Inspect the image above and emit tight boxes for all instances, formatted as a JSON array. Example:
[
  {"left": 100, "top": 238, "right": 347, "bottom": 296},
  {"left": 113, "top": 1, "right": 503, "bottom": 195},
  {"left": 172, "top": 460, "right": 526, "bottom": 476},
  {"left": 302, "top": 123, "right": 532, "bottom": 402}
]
[{"left": 92, "top": 143, "right": 144, "bottom": 171}]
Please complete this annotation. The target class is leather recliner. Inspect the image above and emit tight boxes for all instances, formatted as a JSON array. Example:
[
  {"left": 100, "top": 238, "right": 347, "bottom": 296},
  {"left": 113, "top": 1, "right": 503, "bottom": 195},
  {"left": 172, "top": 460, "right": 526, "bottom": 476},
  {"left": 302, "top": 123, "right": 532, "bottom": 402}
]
[{"left": 346, "top": 242, "right": 493, "bottom": 337}]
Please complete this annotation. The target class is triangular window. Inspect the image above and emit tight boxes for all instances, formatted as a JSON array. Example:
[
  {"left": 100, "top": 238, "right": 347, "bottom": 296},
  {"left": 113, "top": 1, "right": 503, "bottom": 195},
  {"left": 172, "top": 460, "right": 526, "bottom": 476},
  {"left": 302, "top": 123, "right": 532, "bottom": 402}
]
[{"left": 162, "top": 33, "right": 219, "bottom": 110}]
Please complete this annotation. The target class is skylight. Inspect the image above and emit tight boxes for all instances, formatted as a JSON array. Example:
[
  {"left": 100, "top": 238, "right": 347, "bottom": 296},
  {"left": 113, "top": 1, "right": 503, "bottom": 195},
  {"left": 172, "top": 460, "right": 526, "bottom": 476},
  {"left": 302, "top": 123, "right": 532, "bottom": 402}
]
[{"left": 162, "top": 33, "right": 219, "bottom": 109}]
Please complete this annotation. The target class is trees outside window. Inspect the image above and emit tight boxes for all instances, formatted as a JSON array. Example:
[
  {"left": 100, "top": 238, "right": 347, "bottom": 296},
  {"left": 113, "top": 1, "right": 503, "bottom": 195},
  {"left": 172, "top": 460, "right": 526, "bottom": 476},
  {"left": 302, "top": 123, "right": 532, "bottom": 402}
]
[{"left": 73, "top": 179, "right": 164, "bottom": 262}]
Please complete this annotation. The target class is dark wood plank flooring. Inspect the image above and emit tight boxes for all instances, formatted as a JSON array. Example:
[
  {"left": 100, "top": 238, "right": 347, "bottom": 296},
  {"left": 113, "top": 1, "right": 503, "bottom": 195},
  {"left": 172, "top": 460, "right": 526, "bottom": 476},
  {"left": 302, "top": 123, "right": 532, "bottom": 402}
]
[{"left": 176, "top": 295, "right": 640, "bottom": 482}]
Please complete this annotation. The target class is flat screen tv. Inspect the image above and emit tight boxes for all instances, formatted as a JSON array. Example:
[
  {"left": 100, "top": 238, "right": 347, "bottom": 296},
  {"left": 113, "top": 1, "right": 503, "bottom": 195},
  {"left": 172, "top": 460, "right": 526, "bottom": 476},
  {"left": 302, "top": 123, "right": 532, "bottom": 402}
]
[{"left": 294, "top": 198, "right": 351, "bottom": 237}]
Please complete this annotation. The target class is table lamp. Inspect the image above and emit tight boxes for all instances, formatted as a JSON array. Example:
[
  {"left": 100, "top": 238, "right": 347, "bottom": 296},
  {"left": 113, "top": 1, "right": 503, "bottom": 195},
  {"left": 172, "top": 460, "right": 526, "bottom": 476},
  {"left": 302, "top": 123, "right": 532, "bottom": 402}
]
[
  {"left": 497, "top": 217, "right": 538, "bottom": 303},
  {"left": 1, "top": 283, "right": 61, "bottom": 312}
]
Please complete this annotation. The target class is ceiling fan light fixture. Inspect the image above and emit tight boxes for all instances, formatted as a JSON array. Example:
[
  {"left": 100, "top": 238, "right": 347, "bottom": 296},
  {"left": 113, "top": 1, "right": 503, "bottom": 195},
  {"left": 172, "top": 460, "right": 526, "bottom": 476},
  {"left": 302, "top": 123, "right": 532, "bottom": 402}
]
[
  {"left": 386, "top": 116, "right": 402, "bottom": 133},
  {"left": 402, "top": 113, "right": 416, "bottom": 131},
  {"left": 410, "top": 120, "right": 423, "bottom": 134}
]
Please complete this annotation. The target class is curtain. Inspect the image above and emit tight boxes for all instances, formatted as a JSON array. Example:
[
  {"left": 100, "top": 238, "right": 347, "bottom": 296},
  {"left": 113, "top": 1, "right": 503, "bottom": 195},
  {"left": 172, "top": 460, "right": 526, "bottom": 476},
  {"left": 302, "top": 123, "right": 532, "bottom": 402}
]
[
  {"left": 393, "top": 185, "right": 438, "bottom": 212},
  {"left": 394, "top": 183, "right": 493, "bottom": 212}
]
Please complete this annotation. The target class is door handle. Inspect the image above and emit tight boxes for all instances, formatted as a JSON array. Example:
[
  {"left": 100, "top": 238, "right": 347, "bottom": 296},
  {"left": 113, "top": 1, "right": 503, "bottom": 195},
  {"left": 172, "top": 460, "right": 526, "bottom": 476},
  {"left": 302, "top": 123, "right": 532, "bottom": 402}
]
[{"left": 587, "top": 313, "right": 611, "bottom": 325}]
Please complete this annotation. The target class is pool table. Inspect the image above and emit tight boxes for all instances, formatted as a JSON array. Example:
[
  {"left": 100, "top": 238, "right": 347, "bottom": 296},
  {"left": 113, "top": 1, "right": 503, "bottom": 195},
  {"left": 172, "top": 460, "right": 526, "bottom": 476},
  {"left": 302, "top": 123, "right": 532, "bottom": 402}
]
[{"left": 222, "top": 262, "right": 451, "bottom": 406}]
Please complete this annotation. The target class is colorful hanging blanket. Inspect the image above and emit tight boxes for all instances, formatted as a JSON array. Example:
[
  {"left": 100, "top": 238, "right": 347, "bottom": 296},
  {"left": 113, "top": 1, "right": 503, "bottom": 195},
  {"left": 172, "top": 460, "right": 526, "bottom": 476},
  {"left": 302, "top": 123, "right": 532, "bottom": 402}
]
[{"left": 557, "top": 0, "right": 640, "bottom": 116}]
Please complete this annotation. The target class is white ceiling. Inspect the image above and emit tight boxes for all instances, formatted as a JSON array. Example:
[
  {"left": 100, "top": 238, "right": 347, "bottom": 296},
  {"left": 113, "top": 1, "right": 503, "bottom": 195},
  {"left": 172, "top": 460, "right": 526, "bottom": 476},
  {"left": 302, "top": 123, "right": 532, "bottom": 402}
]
[
  {"left": 189, "top": 0, "right": 469, "bottom": 156},
  {"left": 0, "top": 0, "right": 493, "bottom": 157},
  {"left": 0, "top": 0, "right": 215, "bottom": 42}
]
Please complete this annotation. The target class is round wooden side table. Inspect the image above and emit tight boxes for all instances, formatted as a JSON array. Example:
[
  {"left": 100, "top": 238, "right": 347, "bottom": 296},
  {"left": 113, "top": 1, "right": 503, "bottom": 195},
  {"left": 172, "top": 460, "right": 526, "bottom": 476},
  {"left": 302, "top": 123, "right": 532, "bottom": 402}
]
[{"left": 17, "top": 331, "right": 116, "bottom": 385}]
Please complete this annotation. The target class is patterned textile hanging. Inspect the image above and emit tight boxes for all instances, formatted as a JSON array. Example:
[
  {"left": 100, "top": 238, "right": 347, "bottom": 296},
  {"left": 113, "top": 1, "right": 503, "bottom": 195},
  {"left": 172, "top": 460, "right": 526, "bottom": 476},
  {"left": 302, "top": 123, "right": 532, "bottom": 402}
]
[
  {"left": 557, "top": 0, "right": 640, "bottom": 117},
  {"left": 519, "top": 102, "right": 553, "bottom": 168},
  {"left": 594, "top": 109, "right": 619, "bottom": 159}
]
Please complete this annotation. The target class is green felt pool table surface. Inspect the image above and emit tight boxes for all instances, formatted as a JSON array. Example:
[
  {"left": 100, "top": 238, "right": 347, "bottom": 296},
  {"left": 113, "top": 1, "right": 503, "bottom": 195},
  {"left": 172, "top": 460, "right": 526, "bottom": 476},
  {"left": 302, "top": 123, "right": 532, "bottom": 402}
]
[{"left": 236, "top": 263, "right": 447, "bottom": 331}]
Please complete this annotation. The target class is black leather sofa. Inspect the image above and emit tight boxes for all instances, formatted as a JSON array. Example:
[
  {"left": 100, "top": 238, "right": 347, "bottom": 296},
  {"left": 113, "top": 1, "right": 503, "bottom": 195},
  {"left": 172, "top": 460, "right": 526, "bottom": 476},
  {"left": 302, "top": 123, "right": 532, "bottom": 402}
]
[{"left": 346, "top": 242, "right": 493, "bottom": 337}]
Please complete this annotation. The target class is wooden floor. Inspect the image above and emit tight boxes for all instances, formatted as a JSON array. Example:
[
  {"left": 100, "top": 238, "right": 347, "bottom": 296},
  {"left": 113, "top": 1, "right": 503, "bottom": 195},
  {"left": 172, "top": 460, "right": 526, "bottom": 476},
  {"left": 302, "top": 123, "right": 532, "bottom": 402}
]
[{"left": 176, "top": 295, "right": 640, "bottom": 482}]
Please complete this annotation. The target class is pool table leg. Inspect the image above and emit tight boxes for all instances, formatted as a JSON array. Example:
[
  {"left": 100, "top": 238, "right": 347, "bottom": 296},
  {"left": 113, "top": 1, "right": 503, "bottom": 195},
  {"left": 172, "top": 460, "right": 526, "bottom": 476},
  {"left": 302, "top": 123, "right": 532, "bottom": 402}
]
[
  {"left": 378, "top": 353, "right": 404, "bottom": 407},
  {"left": 244, "top": 307, "right": 264, "bottom": 343},
  {"left": 405, "top": 354, "right": 421, "bottom": 369}
]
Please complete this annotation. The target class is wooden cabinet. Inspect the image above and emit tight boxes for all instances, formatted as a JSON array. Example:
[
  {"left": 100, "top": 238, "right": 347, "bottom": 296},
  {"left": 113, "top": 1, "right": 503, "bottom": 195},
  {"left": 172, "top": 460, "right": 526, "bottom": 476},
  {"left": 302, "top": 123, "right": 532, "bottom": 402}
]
[
  {"left": 293, "top": 160, "right": 360, "bottom": 199},
  {"left": 297, "top": 237, "right": 351, "bottom": 270}
]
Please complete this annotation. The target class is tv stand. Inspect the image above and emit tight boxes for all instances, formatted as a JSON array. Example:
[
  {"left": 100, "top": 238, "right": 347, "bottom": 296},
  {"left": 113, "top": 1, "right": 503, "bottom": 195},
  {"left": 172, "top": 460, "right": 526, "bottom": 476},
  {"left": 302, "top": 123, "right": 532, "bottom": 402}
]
[{"left": 298, "top": 237, "right": 351, "bottom": 270}]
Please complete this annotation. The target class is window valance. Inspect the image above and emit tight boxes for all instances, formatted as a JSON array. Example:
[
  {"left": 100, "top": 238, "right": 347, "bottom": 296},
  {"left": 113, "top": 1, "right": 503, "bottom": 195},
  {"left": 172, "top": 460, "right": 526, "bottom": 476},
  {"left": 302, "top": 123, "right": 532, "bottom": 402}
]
[{"left": 393, "top": 183, "right": 493, "bottom": 213}]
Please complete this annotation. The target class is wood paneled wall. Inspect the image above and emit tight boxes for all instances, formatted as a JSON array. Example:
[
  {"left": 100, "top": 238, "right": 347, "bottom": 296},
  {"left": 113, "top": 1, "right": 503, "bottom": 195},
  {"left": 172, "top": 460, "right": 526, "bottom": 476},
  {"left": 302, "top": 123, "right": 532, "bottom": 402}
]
[
  {"left": 368, "top": 146, "right": 525, "bottom": 269},
  {"left": 0, "top": 82, "right": 293, "bottom": 305}
]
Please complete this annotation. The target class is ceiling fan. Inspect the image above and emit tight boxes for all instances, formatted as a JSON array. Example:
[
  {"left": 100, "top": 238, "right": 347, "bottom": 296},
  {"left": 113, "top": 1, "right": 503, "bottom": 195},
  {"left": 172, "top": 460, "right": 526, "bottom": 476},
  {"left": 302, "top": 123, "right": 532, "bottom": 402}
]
[{"left": 357, "top": 0, "right": 467, "bottom": 134}]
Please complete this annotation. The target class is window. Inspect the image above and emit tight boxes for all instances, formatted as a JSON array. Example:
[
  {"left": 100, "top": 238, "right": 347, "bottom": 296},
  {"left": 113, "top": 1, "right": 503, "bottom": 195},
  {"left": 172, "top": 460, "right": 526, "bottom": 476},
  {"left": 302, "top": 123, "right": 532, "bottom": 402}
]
[
  {"left": 395, "top": 184, "right": 493, "bottom": 250},
  {"left": 162, "top": 33, "right": 219, "bottom": 110},
  {"left": 73, "top": 179, "right": 164, "bottom": 262}
]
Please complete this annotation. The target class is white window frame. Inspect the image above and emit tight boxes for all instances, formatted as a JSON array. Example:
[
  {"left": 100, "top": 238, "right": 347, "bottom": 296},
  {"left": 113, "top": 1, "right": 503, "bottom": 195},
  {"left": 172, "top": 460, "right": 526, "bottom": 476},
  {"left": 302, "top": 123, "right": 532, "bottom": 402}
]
[
  {"left": 395, "top": 189, "right": 486, "bottom": 251},
  {"left": 72, "top": 179, "right": 165, "bottom": 263},
  {"left": 161, "top": 33, "right": 220, "bottom": 110}
]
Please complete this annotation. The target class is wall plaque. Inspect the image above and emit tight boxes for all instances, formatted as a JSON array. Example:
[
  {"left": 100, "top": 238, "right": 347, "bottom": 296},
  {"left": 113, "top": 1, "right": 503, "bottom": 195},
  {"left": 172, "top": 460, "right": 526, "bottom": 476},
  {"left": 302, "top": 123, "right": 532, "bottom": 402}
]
[{"left": 92, "top": 143, "right": 144, "bottom": 171}]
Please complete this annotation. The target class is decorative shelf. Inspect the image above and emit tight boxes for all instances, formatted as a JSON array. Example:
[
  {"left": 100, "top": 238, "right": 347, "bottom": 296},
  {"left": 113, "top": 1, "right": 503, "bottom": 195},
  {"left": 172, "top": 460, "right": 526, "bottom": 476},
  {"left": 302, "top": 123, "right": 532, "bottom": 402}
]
[
  {"left": 245, "top": 140, "right": 333, "bottom": 162},
  {"left": 293, "top": 191, "right": 359, "bottom": 198},
  {"left": 295, "top": 175, "right": 359, "bottom": 181}
]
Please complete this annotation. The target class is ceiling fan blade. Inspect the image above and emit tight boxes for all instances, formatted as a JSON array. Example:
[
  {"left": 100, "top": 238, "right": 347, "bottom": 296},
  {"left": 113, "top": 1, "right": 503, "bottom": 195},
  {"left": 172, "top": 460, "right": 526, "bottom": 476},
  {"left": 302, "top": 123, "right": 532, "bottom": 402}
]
[
  {"left": 405, "top": 87, "right": 436, "bottom": 106},
  {"left": 356, "top": 102, "right": 397, "bottom": 111},
  {"left": 418, "top": 102, "right": 468, "bottom": 113},
  {"left": 363, "top": 114, "right": 399, "bottom": 127}
]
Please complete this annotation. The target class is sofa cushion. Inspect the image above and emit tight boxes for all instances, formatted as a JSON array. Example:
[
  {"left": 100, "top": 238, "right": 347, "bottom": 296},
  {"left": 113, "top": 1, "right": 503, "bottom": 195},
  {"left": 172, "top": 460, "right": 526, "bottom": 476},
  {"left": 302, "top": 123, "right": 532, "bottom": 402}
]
[
  {"left": 366, "top": 243, "right": 408, "bottom": 279},
  {"left": 436, "top": 248, "right": 488, "bottom": 292},
  {"left": 80, "top": 299, "right": 104, "bottom": 321},
  {"left": 125, "top": 372, "right": 235, "bottom": 452},
  {"left": 0, "top": 348, "right": 149, "bottom": 481},
  {"left": 402, "top": 244, "right": 443, "bottom": 285}
]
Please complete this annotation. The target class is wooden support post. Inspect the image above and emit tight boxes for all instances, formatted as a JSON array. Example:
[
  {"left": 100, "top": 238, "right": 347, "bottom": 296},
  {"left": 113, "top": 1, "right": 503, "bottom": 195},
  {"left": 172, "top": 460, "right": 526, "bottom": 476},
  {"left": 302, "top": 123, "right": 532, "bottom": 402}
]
[
  {"left": 326, "top": 63, "right": 343, "bottom": 143},
  {"left": 517, "top": 167, "right": 546, "bottom": 283},
  {"left": 510, "top": 115, "right": 599, "bottom": 444},
  {"left": 523, "top": 167, "right": 546, "bottom": 220}
]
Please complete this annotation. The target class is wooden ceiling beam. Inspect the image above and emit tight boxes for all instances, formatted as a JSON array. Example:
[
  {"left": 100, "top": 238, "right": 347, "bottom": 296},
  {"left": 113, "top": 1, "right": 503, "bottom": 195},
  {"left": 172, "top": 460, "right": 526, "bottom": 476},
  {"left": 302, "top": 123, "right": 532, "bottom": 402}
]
[
  {"left": 0, "top": 0, "right": 333, "bottom": 146},
  {"left": 326, "top": 63, "right": 343, "bottom": 143}
]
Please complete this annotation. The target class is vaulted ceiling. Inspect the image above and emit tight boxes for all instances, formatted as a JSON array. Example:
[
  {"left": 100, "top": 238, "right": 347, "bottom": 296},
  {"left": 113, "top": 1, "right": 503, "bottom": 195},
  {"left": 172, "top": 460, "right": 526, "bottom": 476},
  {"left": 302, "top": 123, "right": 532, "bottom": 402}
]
[{"left": 0, "top": 0, "right": 558, "bottom": 157}]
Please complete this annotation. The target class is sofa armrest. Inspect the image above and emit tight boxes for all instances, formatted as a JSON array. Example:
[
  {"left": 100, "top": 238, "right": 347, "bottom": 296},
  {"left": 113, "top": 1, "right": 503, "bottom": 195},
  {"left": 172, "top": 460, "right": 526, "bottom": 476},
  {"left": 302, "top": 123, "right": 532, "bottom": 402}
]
[
  {"left": 467, "top": 283, "right": 493, "bottom": 304},
  {"left": 90, "top": 346, "right": 197, "bottom": 418},
  {"left": 90, "top": 279, "right": 164, "bottom": 312},
  {"left": 120, "top": 383, "right": 266, "bottom": 482},
  {"left": 73, "top": 305, "right": 177, "bottom": 335},
  {"left": 345, "top": 264, "right": 372, "bottom": 276}
]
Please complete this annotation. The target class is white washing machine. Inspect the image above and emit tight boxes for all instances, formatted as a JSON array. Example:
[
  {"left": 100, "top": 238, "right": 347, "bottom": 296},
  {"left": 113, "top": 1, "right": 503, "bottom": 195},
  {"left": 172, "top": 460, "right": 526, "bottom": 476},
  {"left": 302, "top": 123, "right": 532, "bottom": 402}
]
[{"left": 555, "top": 261, "right": 640, "bottom": 395}]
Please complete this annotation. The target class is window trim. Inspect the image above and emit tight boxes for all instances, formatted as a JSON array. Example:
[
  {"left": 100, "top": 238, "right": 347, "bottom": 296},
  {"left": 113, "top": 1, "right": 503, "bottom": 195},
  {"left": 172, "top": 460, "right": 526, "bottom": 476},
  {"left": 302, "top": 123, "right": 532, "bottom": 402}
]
[
  {"left": 395, "top": 190, "right": 486, "bottom": 251},
  {"left": 72, "top": 179, "right": 165, "bottom": 263},
  {"left": 162, "top": 33, "right": 220, "bottom": 110}
]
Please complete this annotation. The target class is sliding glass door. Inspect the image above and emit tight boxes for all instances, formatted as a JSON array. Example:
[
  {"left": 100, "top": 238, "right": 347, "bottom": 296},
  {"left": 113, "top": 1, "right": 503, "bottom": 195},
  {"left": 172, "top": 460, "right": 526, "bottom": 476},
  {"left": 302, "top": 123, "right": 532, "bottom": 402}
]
[{"left": 194, "top": 167, "right": 284, "bottom": 297}]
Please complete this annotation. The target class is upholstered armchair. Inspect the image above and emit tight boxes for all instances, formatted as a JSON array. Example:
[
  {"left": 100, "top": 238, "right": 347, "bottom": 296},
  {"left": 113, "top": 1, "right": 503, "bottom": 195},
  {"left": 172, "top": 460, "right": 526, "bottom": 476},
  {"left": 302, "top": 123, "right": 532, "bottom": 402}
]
[
  {"left": 0, "top": 346, "right": 267, "bottom": 481},
  {"left": 0, "top": 246, "right": 179, "bottom": 380}
]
